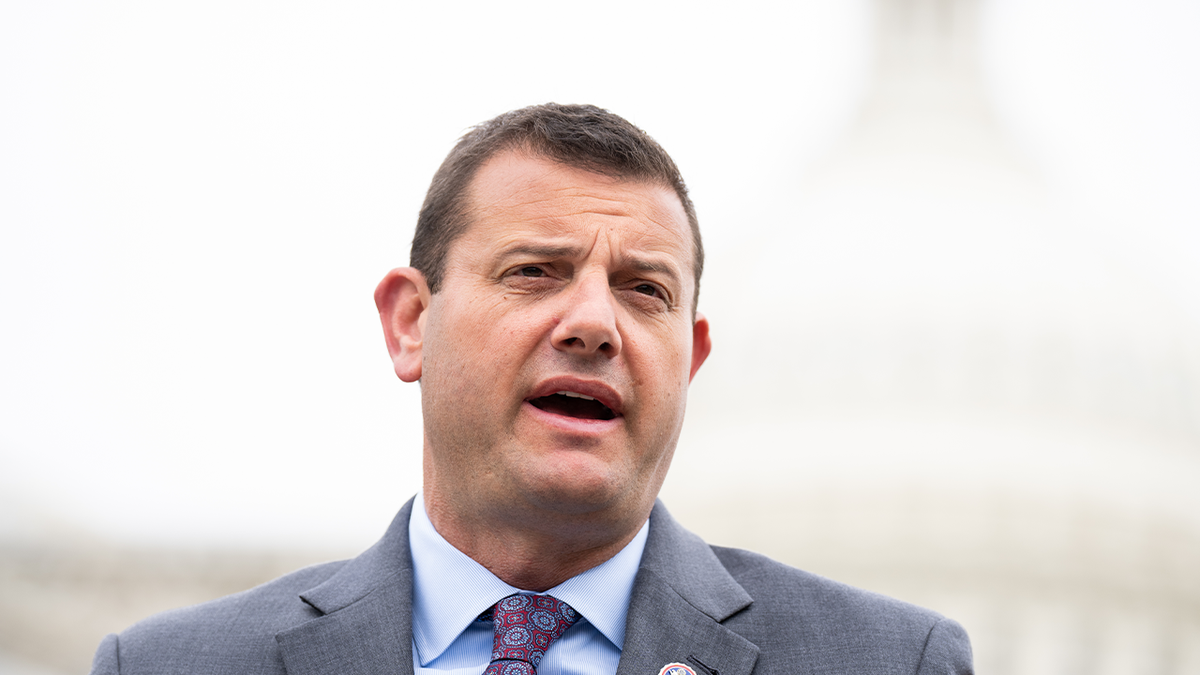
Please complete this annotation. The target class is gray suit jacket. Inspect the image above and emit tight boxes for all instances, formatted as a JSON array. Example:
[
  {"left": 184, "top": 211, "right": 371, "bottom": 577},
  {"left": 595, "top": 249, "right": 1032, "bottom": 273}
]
[{"left": 90, "top": 499, "right": 973, "bottom": 675}]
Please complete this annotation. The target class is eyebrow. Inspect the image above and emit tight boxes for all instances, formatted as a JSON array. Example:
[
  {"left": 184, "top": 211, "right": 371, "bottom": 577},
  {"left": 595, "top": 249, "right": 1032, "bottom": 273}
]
[
  {"left": 625, "top": 257, "right": 681, "bottom": 284},
  {"left": 500, "top": 243, "right": 582, "bottom": 260},
  {"left": 498, "top": 243, "right": 682, "bottom": 284}
]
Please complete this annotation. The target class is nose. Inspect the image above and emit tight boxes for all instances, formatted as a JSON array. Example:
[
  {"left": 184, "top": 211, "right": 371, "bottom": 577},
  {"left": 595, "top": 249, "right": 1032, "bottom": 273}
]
[{"left": 551, "top": 273, "right": 622, "bottom": 357}]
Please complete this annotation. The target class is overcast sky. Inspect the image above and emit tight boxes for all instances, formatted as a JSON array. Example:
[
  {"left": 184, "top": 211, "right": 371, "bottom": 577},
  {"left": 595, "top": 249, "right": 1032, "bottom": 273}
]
[{"left": 2, "top": 0, "right": 1197, "bottom": 549}]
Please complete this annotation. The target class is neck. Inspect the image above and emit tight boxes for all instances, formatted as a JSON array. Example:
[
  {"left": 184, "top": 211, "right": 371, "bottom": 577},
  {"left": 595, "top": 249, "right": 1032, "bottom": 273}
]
[{"left": 422, "top": 491, "right": 648, "bottom": 592}]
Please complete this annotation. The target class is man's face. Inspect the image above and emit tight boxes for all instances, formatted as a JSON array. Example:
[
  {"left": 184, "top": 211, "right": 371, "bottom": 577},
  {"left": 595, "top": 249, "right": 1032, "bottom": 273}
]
[{"left": 413, "top": 150, "right": 709, "bottom": 528}]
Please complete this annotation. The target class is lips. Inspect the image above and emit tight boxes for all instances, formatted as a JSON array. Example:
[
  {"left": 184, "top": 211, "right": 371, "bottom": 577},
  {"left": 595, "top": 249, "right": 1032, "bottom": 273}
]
[
  {"left": 529, "top": 391, "right": 616, "bottom": 420},
  {"left": 525, "top": 379, "right": 622, "bottom": 422}
]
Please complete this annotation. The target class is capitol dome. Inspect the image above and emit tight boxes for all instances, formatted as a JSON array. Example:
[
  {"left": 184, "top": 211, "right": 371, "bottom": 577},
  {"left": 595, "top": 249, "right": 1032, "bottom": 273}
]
[{"left": 663, "top": 1, "right": 1200, "bottom": 672}]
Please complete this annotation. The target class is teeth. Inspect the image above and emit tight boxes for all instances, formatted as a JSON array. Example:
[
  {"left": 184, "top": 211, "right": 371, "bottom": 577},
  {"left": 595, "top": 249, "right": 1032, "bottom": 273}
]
[{"left": 556, "top": 390, "right": 596, "bottom": 401}]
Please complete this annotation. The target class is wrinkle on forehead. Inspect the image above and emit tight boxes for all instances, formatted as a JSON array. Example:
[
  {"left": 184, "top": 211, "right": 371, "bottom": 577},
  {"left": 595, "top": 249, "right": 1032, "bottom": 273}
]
[
  {"left": 466, "top": 152, "right": 688, "bottom": 239},
  {"left": 452, "top": 151, "right": 697, "bottom": 304}
]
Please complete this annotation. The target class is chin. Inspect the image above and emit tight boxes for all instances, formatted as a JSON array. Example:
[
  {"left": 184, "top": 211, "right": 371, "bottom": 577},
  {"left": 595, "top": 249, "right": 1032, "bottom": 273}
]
[{"left": 519, "top": 465, "right": 633, "bottom": 517}]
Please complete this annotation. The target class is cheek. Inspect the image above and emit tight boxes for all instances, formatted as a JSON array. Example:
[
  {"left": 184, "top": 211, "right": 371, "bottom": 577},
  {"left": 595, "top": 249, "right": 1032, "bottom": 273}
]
[
  {"left": 436, "top": 302, "right": 549, "bottom": 386},
  {"left": 635, "top": 342, "right": 693, "bottom": 415},
  {"left": 424, "top": 309, "right": 489, "bottom": 394},
  {"left": 662, "top": 327, "right": 697, "bottom": 382}
]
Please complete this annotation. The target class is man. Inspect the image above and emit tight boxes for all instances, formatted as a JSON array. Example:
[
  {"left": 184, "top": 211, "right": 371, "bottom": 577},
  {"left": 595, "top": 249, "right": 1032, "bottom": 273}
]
[{"left": 90, "top": 104, "right": 973, "bottom": 675}]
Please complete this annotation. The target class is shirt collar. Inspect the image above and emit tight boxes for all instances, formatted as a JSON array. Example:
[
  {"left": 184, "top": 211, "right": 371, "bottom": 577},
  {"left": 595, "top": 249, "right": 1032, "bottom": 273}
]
[{"left": 409, "top": 494, "right": 649, "bottom": 665}]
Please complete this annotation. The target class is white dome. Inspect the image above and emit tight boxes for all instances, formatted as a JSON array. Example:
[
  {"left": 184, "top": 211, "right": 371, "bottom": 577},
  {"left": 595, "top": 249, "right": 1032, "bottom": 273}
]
[{"left": 664, "top": 1, "right": 1200, "bottom": 672}]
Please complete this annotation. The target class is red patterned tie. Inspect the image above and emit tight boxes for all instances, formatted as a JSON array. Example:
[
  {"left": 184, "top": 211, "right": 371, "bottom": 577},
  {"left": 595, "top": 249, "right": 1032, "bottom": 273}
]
[{"left": 481, "top": 594, "right": 580, "bottom": 675}]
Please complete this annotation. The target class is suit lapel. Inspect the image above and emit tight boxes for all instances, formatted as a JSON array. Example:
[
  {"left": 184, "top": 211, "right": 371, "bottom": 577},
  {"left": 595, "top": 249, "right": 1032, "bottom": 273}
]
[
  {"left": 616, "top": 502, "right": 760, "bottom": 675},
  {"left": 273, "top": 498, "right": 759, "bottom": 675},
  {"left": 276, "top": 499, "right": 417, "bottom": 675}
]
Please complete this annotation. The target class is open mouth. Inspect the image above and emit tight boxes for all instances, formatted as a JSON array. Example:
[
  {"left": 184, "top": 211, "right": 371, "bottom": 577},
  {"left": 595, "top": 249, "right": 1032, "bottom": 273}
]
[{"left": 528, "top": 391, "right": 617, "bottom": 421}]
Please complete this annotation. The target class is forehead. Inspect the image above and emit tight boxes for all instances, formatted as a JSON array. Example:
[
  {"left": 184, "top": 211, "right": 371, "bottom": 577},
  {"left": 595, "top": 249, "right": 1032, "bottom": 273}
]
[{"left": 456, "top": 151, "right": 693, "bottom": 265}]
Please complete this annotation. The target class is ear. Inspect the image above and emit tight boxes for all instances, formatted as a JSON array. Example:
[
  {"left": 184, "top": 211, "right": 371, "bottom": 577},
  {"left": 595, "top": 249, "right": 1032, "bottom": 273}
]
[
  {"left": 374, "top": 267, "right": 430, "bottom": 382},
  {"left": 689, "top": 312, "right": 711, "bottom": 382}
]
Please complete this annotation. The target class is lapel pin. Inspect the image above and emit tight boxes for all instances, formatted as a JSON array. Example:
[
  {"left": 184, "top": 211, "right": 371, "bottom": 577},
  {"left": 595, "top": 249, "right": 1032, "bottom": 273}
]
[{"left": 658, "top": 663, "right": 696, "bottom": 675}]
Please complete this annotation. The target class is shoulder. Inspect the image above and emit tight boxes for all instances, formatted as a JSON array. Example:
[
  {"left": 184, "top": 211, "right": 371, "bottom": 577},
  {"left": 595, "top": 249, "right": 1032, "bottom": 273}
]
[
  {"left": 711, "top": 545, "right": 936, "bottom": 627},
  {"left": 710, "top": 546, "right": 973, "bottom": 675},
  {"left": 93, "top": 560, "right": 346, "bottom": 675}
]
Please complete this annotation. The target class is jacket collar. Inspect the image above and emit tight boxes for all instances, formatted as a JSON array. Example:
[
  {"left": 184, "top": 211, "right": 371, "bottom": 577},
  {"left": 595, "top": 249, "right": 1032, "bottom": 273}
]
[
  {"left": 276, "top": 498, "right": 417, "bottom": 675},
  {"left": 275, "top": 498, "right": 760, "bottom": 675},
  {"left": 616, "top": 501, "right": 760, "bottom": 675}
]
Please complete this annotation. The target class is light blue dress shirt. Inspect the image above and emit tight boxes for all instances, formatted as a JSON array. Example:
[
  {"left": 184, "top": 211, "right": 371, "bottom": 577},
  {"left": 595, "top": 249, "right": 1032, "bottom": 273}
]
[{"left": 409, "top": 495, "right": 649, "bottom": 675}]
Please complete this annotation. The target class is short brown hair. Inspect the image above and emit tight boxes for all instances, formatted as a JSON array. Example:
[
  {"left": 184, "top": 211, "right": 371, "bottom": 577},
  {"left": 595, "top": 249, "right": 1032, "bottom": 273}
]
[{"left": 410, "top": 103, "right": 704, "bottom": 310}]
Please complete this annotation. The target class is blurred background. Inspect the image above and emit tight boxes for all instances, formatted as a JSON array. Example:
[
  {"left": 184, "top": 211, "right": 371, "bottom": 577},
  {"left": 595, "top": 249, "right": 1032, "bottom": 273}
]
[{"left": 2, "top": 0, "right": 1198, "bottom": 673}]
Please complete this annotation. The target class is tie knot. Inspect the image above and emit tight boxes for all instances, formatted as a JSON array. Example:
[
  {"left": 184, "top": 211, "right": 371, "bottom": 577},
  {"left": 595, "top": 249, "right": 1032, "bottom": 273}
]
[{"left": 483, "top": 594, "right": 580, "bottom": 675}]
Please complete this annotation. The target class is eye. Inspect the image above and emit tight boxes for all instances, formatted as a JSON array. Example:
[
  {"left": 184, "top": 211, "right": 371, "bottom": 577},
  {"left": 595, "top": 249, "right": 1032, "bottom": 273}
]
[
  {"left": 633, "top": 283, "right": 660, "bottom": 297},
  {"left": 516, "top": 266, "right": 546, "bottom": 277}
]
